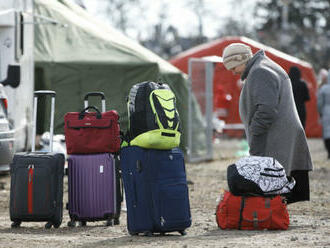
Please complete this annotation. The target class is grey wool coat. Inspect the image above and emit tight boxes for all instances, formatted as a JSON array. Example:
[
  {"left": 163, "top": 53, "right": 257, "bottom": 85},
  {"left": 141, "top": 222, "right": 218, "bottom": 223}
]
[
  {"left": 317, "top": 70, "right": 330, "bottom": 139},
  {"left": 239, "top": 50, "right": 313, "bottom": 173}
]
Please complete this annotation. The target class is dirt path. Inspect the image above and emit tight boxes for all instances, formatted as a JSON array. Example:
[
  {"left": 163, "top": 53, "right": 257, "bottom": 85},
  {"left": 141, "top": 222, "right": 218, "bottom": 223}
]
[{"left": 0, "top": 139, "right": 329, "bottom": 248}]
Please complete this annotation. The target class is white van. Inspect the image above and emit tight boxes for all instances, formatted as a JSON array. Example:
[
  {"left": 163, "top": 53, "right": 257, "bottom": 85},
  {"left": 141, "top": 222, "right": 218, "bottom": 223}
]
[{"left": 0, "top": 1, "right": 34, "bottom": 172}]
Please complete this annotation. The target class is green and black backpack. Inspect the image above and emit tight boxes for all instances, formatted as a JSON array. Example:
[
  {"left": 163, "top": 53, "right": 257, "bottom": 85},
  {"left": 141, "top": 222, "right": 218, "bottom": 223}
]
[{"left": 124, "top": 81, "right": 181, "bottom": 149}]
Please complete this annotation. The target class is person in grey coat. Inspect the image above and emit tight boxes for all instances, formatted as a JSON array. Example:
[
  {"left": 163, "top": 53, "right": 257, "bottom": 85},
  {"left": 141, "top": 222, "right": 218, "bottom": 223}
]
[
  {"left": 222, "top": 43, "right": 313, "bottom": 204},
  {"left": 317, "top": 69, "right": 330, "bottom": 158}
]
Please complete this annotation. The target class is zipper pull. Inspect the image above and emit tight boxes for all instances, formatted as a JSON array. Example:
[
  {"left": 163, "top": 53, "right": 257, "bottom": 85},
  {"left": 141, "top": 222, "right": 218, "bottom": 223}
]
[
  {"left": 160, "top": 216, "right": 165, "bottom": 226},
  {"left": 28, "top": 165, "right": 34, "bottom": 183}
]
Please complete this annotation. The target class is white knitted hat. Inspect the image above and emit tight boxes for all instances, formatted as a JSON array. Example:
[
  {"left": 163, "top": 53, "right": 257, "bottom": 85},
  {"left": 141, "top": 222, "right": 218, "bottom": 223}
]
[{"left": 222, "top": 43, "right": 253, "bottom": 70}]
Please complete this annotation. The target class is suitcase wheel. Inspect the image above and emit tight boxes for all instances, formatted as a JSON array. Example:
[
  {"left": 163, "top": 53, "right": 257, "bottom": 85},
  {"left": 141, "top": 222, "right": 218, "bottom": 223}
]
[
  {"left": 53, "top": 222, "right": 61, "bottom": 229},
  {"left": 106, "top": 219, "right": 113, "bottom": 226},
  {"left": 79, "top": 221, "right": 87, "bottom": 227},
  {"left": 45, "top": 222, "right": 53, "bottom": 229},
  {"left": 128, "top": 231, "right": 138, "bottom": 236},
  {"left": 179, "top": 230, "right": 187, "bottom": 236},
  {"left": 143, "top": 231, "right": 153, "bottom": 237},
  {"left": 11, "top": 221, "right": 21, "bottom": 228},
  {"left": 67, "top": 220, "right": 76, "bottom": 228},
  {"left": 114, "top": 218, "right": 120, "bottom": 225}
]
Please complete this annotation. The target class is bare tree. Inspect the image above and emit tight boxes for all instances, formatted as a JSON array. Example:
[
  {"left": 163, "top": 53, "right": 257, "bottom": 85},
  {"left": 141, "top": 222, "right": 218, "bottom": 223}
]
[
  {"left": 254, "top": 0, "right": 330, "bottom": 70},
  {"left": 102, "top": 0, "right": 142, "bottom": 34},
  {"left": 218, "top": 18, "right": 251, "bottom": 37},
  {"left": 218, "top": 0, "right": 258, "bottom": 39},
  {"left": 188, "top": 0, "right": 205, "bottom": 39}
]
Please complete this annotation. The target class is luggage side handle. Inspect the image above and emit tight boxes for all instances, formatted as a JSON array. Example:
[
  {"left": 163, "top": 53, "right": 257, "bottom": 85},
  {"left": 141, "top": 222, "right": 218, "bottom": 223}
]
[
  {"left": 32, "top": 90, "right": 56, "bottom": 153},
  {"left": 84, "top": 92, "right": 106, "bottom": 112}
]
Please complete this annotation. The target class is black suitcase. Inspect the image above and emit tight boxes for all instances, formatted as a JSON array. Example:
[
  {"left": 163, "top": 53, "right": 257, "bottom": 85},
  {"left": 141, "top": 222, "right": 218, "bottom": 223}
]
[{"left": 9, "top": 91, "right": 65, "bottom": 229}]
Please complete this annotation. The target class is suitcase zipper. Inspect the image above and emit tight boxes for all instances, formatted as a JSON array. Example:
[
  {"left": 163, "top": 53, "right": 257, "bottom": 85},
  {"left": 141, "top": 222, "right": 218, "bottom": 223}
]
[
  {"left": 160, "top": 216, "right": 166, "bottom": 226},
  {"left": 27, "top": 164, "right": 34, "bottom": 214}
]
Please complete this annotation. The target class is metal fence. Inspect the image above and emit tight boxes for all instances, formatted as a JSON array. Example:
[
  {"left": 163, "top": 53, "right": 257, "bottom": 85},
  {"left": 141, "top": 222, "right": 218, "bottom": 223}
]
[{"left": 187, "top": 57, "right": 220, "bottom": 163}]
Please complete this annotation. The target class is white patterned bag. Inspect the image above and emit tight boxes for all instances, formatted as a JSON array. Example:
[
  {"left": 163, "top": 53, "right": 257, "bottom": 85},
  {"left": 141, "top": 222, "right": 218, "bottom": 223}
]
[{"left": 227, "top": 156, "right": 296, "bottom": 196}]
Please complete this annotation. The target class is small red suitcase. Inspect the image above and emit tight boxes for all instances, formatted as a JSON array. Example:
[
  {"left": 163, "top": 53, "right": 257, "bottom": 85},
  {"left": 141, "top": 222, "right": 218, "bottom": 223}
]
[
  {"left": 64, "top": 92, "right": 120, "bottom": 154},
  {"left": 216, "top": 191, "right": 289, "bottom": 230}
]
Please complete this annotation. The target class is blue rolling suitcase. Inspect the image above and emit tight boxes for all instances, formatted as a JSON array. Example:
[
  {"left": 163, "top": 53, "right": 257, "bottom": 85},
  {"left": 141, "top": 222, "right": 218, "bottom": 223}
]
[{"left": 120, "top": 146, "right": 191, "bottom": 236}]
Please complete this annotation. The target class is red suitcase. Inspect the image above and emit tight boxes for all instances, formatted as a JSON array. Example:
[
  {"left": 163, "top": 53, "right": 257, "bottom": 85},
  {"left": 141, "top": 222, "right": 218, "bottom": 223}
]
[
  {"left": 216, "top": 191, "right": 289, "bottom": 230},
  {"left": 64, "top": 92, "right": 120, "bottom": 154}
]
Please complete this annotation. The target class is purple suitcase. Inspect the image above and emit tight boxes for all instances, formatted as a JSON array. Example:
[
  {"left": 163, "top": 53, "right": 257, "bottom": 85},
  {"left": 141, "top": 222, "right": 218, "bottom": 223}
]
[{"left": 67, "top": 153, "right": 118, "bottom": 227}]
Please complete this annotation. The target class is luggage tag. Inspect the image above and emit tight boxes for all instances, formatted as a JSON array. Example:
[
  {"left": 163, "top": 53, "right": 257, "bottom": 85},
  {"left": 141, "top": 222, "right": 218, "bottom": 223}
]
[{"left": 136, "top": 160, "right": 142, "bottom": 173}]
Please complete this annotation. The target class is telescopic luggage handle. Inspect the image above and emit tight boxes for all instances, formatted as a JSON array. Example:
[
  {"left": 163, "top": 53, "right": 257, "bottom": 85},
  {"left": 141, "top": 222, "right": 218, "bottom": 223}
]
[
  {"left": 84, "top": 92, "right": 106, "bottom": 112},
  {"left": 34, "top": 90, "right": 56, "bottom": 97},
  {"left": 32, "top": 90, "right": 56, "bottom": 153}
]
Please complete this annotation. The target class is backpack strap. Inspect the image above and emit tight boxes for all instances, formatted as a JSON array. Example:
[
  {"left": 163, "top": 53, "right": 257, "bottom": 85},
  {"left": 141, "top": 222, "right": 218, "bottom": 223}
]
[
  {"left": 120, "top": 131, "right": 131, "bottom": 147},
  {"left": 238, "top": 196, "right": 246, "bottom": 230}
]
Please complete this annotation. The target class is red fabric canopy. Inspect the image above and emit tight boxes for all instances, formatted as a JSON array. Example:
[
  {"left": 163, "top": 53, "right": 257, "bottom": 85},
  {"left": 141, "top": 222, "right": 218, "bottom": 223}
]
[{"left": 170, "top": 36, "right": 321, "bottom": 137}]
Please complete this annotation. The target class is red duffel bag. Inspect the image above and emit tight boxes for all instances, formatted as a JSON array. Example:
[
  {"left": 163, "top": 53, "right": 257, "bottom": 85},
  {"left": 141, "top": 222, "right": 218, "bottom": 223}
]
[
  {"left": 64, "top": 105, "right": 120, "bottom": 154},
  {"left": 216, "top": 191, "right": 289, "bottom": 230}
]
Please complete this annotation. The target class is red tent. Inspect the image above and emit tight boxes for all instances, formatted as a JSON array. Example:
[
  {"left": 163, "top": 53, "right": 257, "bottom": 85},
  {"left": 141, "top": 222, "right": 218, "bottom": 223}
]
[{"left": 170, "top": 36, "right": 321, "bottom": 137}]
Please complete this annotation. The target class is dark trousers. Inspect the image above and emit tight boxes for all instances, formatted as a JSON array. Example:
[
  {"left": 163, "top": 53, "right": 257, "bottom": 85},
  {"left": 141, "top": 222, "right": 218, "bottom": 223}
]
[
  {"left": 324, "top": 138, "right": 330, "bottom": 158},
  {"left": 286, "top": 170, "right": 310, "bottom": 204}
]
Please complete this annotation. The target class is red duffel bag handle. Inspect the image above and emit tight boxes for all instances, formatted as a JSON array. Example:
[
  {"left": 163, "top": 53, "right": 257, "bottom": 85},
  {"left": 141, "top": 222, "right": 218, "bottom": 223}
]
[{"left": 78, "top": 106, "right": 102, "bottom": 119}]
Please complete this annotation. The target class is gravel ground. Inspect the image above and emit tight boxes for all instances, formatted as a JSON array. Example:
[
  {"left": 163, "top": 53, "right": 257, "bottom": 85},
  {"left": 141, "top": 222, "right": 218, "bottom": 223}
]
[{"left": 0, "top": 138, "right": 329, "bottom": 248}]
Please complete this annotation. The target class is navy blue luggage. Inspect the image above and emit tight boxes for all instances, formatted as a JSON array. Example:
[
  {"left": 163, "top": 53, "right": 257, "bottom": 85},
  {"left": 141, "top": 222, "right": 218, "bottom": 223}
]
[{"left": 120, "top": 146, "right": 191, "bottom": 236}]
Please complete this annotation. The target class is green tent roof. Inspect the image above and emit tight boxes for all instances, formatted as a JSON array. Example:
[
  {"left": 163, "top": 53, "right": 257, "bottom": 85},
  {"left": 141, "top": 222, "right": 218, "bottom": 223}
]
[
  {"left": 35, "top": 0, "right": 183, "bottom": 73},
  {"left": 34, "top": 0, "right": 205, "bottom": 152}
]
